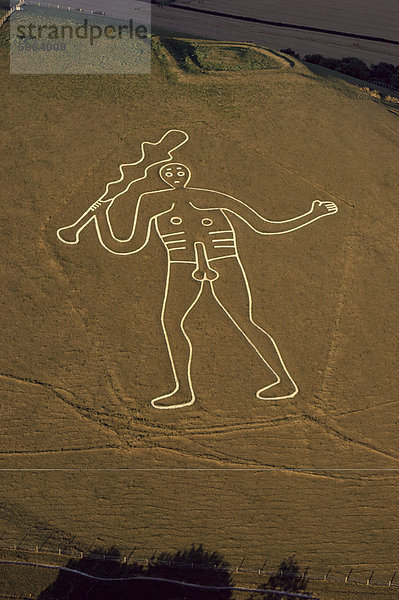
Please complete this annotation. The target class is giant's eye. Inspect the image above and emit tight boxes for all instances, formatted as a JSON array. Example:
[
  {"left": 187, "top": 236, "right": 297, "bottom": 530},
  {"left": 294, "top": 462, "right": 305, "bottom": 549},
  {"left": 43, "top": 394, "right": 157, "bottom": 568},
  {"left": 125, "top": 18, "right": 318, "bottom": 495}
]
[
  {"left": 165, "top": 173, "right": 173, "bottom": 177},
  {"left": 177, "top": 171, "right": 186, "bottom": 176}
]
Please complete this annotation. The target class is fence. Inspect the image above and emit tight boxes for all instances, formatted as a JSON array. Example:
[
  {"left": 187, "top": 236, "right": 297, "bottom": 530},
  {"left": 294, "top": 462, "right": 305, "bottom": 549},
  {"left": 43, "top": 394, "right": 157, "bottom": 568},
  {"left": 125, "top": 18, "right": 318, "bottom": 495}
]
[
  {"left": 0, "top": 558, "right": 321, "bottom": 599},
  {"left": 367, "top": 78, "right": 399, "bottom": 93},
  {"left": 0, "top": 10, "right": 12, "bottom": 29},
  {"left": 0, "top": 1, "right": 25, "bottom": 29},
  {"left": 0, "top": 539, "right": 397, "bottom": 590}
]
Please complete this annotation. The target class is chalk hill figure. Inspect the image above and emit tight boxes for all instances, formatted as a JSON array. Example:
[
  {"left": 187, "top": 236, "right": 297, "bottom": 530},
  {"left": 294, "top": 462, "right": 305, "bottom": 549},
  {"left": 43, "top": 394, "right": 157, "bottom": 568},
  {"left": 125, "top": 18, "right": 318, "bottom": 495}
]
[{"left": 57, "top": 130, "right": 338, "bottom": 410}]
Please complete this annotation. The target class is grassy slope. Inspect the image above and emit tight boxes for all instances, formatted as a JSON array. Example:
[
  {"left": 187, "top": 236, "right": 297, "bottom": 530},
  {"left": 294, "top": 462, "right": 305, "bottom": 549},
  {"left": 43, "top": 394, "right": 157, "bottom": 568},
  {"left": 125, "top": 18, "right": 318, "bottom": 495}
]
[{"left": 1, "top": 33, "right": 398, "bottom": 596}]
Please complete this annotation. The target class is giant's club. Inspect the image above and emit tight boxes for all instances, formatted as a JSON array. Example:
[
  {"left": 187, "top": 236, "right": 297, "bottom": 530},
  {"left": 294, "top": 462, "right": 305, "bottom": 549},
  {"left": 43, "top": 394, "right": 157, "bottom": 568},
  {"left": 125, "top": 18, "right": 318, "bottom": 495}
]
[{"left": 57, "top": 129, "right": 189, "bottom": 244}]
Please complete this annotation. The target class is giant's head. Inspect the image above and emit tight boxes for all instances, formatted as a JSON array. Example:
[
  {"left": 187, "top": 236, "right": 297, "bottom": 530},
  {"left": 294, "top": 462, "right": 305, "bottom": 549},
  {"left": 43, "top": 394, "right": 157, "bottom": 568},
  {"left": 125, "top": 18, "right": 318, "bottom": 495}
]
[{"left": 159, "top": 163, "right": 191, "bottom": 189}]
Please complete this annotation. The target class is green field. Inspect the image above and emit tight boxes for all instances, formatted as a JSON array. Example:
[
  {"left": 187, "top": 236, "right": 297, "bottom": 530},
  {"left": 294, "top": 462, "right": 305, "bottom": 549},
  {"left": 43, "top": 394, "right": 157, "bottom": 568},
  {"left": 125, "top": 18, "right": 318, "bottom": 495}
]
[{"left": 1, "top": 28, "right": 398, "bottom": 599}]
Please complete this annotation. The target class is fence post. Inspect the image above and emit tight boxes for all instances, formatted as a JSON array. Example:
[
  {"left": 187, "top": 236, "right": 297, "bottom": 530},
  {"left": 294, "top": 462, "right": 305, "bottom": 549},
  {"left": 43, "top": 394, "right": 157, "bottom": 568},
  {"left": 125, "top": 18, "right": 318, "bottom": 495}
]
[
  {"left": 345, "top": 568, "right": 352, "bottom": 583},
  {"left": 324, "top": 567, "right": 331, "bottom": 581},
  {"left": 16, "top": 533, "right": 29, "bottom": 549},
  {"left": 388, "top": 571, "right": 396, "bottom": 587},
  {"left": 259, "top": 559, "right": 267, "bottom": 574},
  {"left": 126, "top": 547, "right": 137, "bottom": 563},
  {"left": 366, "top": 571, "right": 374, "bottom": 585},
  {"left": 39, "top": 531, "right": 54, "bottom": 551},
  {"left": 237, "top": 557, "right": 245, "bottom": 572},
  {"left": 87, "top": 538, "right": 98, "bottom": 553},
  {"left": 63, "top": 535, "right": 76, "bottom": 553}
]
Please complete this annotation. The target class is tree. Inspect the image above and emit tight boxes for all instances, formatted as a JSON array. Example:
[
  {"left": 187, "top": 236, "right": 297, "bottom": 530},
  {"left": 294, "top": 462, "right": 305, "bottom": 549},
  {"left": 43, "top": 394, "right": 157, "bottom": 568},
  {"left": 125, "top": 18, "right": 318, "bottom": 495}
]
[
  {"left": 318, "top": 57, "right": 341, "bottom": 70},
  {"left": 390, "top": 72, "right": 399, "bottom": 89},
  {"left": 336, "top": 57, "right": 370, "bottom": 80},
  {"left": 280, "top": 48, "right": 300, "bottom": 59},
  {"left": 304, "top": 54, "right": 324, "bottom": 65},
  {"left": 248, "top": 556, "right": 310, "bottom": 600},
  {"left": 370, "top": 62, "right": 396, "bottom": 84},
  {"left": 38, "top": 543, "right": 233, "bottom": 600}
]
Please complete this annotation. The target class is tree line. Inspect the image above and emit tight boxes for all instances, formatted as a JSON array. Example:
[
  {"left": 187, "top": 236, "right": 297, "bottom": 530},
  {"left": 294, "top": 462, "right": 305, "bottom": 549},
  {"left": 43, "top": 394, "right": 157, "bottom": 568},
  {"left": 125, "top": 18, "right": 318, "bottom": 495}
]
[{"left": 281, "top": 48, "right": 399, "bottom": 89}]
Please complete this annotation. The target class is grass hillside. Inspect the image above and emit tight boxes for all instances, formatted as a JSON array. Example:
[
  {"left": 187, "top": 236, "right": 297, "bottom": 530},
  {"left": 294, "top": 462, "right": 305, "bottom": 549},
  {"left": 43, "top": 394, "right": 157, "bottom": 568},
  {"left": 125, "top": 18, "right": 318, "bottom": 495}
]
[{"left": 1, "top": 32, "right": 398, "bottom": 597}]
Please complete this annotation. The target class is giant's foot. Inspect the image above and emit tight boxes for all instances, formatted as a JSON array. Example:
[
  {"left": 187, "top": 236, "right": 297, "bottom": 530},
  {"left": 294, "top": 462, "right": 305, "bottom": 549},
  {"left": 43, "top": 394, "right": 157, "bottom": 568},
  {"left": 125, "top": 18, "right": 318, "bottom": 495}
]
[
  {"left": 256, "top": 378, "right": 298, "bottom": 401},
  {"left": 151, "top": 388, "right": 195, "bottom": 410}
]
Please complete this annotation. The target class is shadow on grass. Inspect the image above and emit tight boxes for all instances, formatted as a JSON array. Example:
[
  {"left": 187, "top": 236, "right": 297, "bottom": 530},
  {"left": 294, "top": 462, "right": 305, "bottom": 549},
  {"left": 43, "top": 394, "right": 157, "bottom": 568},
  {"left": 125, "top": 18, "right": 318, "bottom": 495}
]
[
  {"left": 37, "top": 543, "right": 234, "bottom": 600},
  {"left": 37, "top": 545, "right": 313, "bottom": 599},
  {"left": 249, "top": 555, "right": 309, "bottom": 599}
]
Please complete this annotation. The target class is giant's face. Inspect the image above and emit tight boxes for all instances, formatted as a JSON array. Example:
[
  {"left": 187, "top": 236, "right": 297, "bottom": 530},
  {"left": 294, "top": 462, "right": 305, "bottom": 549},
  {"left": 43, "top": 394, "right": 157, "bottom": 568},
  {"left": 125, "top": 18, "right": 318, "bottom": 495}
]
[{"left": 159, "top": 163, "right": 191, "bottom": 188}]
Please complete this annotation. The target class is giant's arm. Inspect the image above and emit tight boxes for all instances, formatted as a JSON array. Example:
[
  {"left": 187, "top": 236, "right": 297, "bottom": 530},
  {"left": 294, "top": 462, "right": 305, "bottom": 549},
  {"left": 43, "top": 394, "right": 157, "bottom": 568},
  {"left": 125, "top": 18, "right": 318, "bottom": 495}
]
[
  {"left": 200, "top": 191, "right": 337, "bottom": 234},
  {"left": 95, "top": 194, "right": 172, "bottom": 255}
]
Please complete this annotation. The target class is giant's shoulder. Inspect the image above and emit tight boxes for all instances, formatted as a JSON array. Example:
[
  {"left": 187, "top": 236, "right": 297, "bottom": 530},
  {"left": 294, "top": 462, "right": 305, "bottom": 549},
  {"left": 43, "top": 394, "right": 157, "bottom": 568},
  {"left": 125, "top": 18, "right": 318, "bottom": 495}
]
[
  {"left": 186, "top": 186, "right": 227, "bottom": 208},
  {"left": 139, "top": 189, "right": 175, "bottom": 213}
]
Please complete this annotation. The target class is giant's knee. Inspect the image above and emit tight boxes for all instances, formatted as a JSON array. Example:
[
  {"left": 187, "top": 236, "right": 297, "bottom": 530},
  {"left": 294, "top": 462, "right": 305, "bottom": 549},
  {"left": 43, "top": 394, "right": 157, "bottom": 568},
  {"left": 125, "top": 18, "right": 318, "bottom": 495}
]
[{"left": 162, "top": 316, "right": 187, "bottom": 334}]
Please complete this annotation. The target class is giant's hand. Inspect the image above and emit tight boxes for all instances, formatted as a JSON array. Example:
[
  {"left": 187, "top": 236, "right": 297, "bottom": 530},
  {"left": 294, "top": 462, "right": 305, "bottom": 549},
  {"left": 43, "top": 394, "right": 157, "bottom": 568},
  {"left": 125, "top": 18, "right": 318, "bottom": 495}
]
[
  {"left": 57, "top": 199, "right": 114, "bottom": 245},
  {"left": 311, "top": 200, "right": 338, "bottom": 218}
]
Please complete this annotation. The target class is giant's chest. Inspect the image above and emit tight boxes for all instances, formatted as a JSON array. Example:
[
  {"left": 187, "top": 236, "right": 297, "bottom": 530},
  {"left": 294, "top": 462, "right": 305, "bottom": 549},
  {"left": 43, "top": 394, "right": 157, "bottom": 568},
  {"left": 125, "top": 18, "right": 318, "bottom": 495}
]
[
  {"left": 156, "top": 202, "right": 236, "bottom": 263},
  {"left": 157, "top": 203, "right": 231, "bottom": 241}
]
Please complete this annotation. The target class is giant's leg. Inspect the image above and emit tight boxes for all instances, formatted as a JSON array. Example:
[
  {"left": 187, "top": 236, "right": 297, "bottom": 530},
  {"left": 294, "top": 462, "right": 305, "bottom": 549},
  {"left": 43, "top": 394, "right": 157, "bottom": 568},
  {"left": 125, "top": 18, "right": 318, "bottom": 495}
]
[
  {"left": 211, "top": 257, "right": 298, "bottom": 400},
  {"left": 151, "top": 263, "right": 203, "bottom": 409}
]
